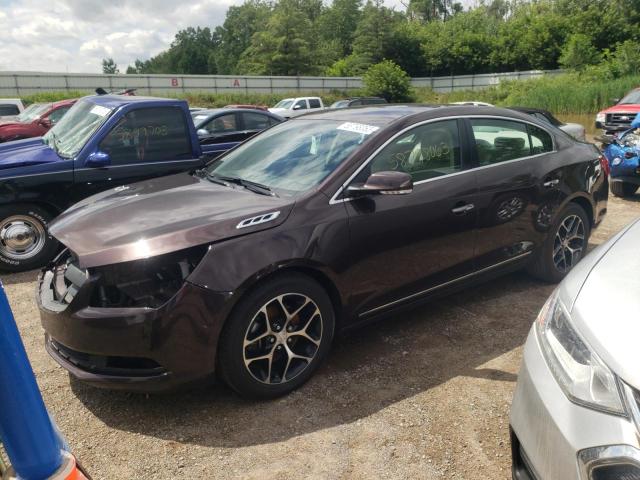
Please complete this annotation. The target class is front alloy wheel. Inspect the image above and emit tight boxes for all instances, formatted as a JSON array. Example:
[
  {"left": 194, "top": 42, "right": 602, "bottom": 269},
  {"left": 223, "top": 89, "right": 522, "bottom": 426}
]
[
  {"left": 243, "top": 294, "right": 323, "bottom": 384},
  {"left": 219, "top": 274, "right": 334, "bottom": 399},
  {"left": 552, "top": 214, "right": 585, "bottom": 274}
]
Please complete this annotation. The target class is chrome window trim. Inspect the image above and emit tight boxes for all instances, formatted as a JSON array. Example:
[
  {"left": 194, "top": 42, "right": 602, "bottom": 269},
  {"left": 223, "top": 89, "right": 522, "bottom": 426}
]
[
  {"left": 359, "top": 250, "right": 532, "bottom": 317},
  {"left": 329, "top": 114, "right": 557, "bottom": 205}
]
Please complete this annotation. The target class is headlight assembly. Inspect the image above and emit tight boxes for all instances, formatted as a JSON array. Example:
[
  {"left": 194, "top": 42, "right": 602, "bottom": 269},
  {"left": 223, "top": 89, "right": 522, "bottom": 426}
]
[
  {"left": 596, "top": 113, "right": 606, "bottom": 123},
  {"left": 536, "top": 290, "right": 626, "bottom": 416}
]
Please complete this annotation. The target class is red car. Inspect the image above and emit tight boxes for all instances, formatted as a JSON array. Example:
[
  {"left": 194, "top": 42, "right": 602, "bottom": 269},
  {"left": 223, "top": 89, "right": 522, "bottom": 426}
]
[
  {"left": 596, "top": 87, "right": 640, "bottom": 133},
  {"left": 0, "top": 99, "right": 76, "bottom": 143}
]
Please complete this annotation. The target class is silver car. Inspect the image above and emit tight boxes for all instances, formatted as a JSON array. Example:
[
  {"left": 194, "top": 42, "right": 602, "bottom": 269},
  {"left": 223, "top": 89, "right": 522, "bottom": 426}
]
[{"left": 510, "top": 217, "right": 640, "bottom": 479}]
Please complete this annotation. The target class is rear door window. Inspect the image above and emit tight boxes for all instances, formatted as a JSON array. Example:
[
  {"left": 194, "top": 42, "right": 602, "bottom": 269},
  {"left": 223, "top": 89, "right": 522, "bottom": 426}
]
[
  {"left": 200, "top": 113, "right": 238, "bottom": 134},
  {"left": 99, "top": 107, "right": 192, "bottom": 165},
  {"left": 309, "top": 98, "right": 322, "bottom": 109},
  {"left": 242, "top": 112, "right": 271, "bottom": 130},
  {"left": 0, "top": 105, "right": 19, "bottom": 116},
  {"left": 470, "top": 119, "right": 532, "bottom": 166}
]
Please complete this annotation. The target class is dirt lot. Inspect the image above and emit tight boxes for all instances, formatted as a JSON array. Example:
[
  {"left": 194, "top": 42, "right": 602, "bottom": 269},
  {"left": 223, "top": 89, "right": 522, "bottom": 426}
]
[{"left": 3, "top": 195, "right": 639, "bottom": 480}]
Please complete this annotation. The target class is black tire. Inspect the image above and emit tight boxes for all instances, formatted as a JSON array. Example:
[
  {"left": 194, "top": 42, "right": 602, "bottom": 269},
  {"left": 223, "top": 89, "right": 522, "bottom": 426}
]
[
  {"left": 218, "top": 273, "right": 335, "bottom": 399},
  {"left": 611, "top": 181, "right": 638, "bottom": 198},
  {"left": 527, "top": 203, "right": 590, "bottom": 283},
  {"left": 0, "top": 204, "right": 59, "bottom": 273}
]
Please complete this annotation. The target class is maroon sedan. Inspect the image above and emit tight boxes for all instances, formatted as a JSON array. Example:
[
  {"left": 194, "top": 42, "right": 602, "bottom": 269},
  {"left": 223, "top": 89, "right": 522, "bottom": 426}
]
[{"left": 0, "top": 99, "right": 76, "bottom": 143}]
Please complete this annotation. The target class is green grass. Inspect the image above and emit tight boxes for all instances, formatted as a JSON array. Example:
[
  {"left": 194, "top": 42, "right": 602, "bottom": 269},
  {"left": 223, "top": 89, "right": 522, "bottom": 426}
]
[
  {"left": 20, "top": 73, "right": 640, "bottom": 114},
  {"left": 414, "top": 73, "right": 640, "bottom": 114}
]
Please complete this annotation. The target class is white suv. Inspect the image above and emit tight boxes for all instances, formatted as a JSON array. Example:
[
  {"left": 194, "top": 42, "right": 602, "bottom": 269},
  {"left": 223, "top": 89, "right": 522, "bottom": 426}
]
[
  {"left": 0, "top": 99, "right": 24, "bottom": 118},
  {"left": 269, "top": 97, "right": 324, "bottom": 119}
]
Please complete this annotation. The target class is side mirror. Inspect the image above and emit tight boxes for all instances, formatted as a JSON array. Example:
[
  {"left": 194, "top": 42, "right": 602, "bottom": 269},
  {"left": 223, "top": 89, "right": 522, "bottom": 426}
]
[
  {"left": 197, "top": 128, "right": 209, "bottom": 136},
  {"left": 38, "top": 118, "right": 52, "bottom": 129},
  {"left": 595, "top": 134, "right": 616, "bottom": 145},
  {"left": 347, "top": 171, "right": 413, "bottom": 196},
  {"left": 293, "top": 104, "right": 302, "bottom": 110},
  {"left": 85, "top": 151, "right": 111, "bottom": 168}
]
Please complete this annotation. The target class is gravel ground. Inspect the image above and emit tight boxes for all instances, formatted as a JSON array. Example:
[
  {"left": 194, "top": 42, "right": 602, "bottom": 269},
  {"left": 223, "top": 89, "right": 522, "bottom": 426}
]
[{"left": 2, "top": 194, "right": 639, "bottom": 480}]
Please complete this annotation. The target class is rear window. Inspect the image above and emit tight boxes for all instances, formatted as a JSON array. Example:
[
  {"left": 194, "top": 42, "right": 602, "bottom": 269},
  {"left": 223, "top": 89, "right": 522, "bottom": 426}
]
[{"left": 0, "top": 105, "right": 19, "bottom": 116}]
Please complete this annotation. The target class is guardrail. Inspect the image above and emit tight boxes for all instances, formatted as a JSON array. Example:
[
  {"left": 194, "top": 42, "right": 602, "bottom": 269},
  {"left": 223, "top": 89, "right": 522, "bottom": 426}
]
[{"left": 0, "top": 69, "right": 563, "bottom": 97}]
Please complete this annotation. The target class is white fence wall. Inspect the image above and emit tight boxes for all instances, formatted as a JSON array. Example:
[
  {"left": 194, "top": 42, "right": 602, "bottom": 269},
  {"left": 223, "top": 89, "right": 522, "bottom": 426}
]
[{"left": 0, "top": 70, "right": 562, "bottom": 97}]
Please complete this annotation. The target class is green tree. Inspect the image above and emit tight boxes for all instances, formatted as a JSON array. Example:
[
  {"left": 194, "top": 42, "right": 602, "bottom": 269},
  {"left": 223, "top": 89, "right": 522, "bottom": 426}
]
[
  {"left": 102, "top": 58, "right": 119, "bottom": 74},
  {"left": 559, "top": 33, "right": 601, "bottom": 71},
  {"left": 350, "top": 0, "right": 399, "bottom": 74},
  {"left": 239, "top": 0, "right": 314, "bottom": 75},
  {"left": 363, "top": 60, "right": 413, "bottom": 102},
  {"left": 318, "top": 0, "right": 362, "bottom": 57}
]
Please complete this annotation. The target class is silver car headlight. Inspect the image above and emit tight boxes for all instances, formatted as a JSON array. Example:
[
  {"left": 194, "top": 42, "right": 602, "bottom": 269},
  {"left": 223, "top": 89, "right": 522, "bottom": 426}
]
[
  {"left": 536, "top": 290, "right": 626, "bottom": 416},
  {"left": 596, "top": 113, "right": 606, "bottom": 123}
]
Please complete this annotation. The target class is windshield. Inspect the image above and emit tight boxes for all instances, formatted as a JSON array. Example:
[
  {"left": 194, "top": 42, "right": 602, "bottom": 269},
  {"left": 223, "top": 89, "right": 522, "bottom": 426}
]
[
  {"left": 16, "top": 103, "right": 51, "bottom": 123},
  {"left": 619, "top": 90, "right": 640, "bottom": 105},
  {"left": 274, "top": 99, "right": 293, "bottom": 109},
  {"left": 206, "top": 119, "right": 378, "bottom": 195},
  {"left": 331, "top": 101, "right": 349, "bottom": 109},
  {"left": 43, "top": 99, "right": 113, "bottom": 158}
]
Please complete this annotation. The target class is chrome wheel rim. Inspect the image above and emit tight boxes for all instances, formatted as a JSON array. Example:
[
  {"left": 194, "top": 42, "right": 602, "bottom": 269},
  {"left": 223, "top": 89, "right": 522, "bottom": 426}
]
[
  {"left": 0, "top": 215, "right": 46, "bottom": 260},
  {"left": 553, "top": 214, "right": 585, "bottom": 273},
  {"left": 243, "top": 293, "right": 323, "bottom": 385}
]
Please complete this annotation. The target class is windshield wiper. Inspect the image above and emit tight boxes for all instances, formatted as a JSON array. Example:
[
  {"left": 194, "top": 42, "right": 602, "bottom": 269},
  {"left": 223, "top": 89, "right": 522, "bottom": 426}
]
[{"left": 208, "top": 174, "right": 277, "bottom": 197}]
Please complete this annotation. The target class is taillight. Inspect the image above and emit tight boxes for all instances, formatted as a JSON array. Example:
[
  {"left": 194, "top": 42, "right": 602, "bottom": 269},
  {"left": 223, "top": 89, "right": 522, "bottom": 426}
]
[{"left": 599, "top": 154, "right": 611, "bottom": 176}]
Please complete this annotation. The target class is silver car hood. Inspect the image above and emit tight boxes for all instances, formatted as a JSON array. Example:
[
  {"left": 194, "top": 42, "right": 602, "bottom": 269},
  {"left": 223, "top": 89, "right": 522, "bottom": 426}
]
[{"left": 567, "top": 218, "right": 640, "bottom": 388}]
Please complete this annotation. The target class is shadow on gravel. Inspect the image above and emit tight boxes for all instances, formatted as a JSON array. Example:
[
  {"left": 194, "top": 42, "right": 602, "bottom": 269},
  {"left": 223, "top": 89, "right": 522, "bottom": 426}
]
[
  {"left": 0, "top": 269, "right": 39, "bottom": 286},
  {"left": 71, "top": 269, "right": 555, "bottom": 449}
]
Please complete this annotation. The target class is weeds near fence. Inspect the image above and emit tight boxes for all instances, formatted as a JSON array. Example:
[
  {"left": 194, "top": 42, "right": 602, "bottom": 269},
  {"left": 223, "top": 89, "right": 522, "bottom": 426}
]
[{"left": 19, "top": 73, "right": 640, "bottom": 114}]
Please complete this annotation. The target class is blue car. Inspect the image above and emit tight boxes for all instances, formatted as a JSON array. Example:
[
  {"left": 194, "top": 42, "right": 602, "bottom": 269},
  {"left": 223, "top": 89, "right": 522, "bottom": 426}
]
[
  {"left": 600, "top": 113, "right": 640, "bottom": 197},
  {"left": 0, "top": 96, "right": 269, "bottom": 272},
  {"left": 191, "top": 108, "right": 283, "bottom": 158}
]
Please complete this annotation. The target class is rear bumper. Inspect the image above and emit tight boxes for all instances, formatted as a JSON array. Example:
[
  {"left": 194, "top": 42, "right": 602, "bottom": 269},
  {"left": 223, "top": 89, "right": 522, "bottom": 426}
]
[
  {"left": 38, "top": 268, "right": 232, "bottom": 392},
  {"left": 611, "top": 175, "right": 640, "bottom": 186}
]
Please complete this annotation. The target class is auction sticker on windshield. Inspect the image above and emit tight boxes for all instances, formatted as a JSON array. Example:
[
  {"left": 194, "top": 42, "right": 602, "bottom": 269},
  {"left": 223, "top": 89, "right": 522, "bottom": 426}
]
[
  {"left": 90, "top": 105, "right": 111, "bottom": 117},
  {"left": 337, "top": 122, "right": 380, "bottom": 135}
]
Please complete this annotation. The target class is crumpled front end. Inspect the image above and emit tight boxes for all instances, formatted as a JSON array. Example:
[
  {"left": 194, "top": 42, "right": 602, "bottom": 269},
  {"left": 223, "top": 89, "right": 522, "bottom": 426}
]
[{"left": 38, "top": 248, "right": 232, "bottom": 392}]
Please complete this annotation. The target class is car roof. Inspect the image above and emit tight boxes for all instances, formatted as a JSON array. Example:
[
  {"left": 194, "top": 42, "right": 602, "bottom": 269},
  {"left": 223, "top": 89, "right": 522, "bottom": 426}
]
[
  {"left": 84, "top": 94, "right": 183, "bottom": 109},
  {"left": 510, "top": 106, "right": 552, "bottom": 116},
  {"left": 51, "top": 98, "right": 77, "bottom": 107},
  {"left": 294, "top": 104, "right": 542, "bottom": 128},
  {"left": 196, "top": 108, "right": 279, "bottom": 117}
]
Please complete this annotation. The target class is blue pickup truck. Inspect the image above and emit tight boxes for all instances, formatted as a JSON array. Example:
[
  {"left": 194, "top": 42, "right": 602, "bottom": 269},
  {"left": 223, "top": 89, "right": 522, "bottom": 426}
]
[{"left": 0, "top": 95, "right": 263, "bottom": 272}]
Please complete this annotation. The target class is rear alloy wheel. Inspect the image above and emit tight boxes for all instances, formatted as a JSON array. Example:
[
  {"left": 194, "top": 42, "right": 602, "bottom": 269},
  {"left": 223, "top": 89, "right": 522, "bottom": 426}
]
[
  {"left": 0, "top": 205, "right": 58, "bottom": 273},
  {"left": 528, "top": 203, "right": 590, "bottom": 283},
  {"left": 611, "top": 181, "right": 638, "bottom": 198},
  {"left": 219, "top": 274, "right": 334, "bottom": 399}
]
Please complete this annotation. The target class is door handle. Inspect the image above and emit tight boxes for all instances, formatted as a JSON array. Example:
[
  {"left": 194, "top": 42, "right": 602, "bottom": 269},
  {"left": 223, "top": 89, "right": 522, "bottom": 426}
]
[
  {"left": 451, "top": 203, "right": 475, "bottom": 214},
  {"left": 543, "top": 178, "right": 560, "bottom": 188}
]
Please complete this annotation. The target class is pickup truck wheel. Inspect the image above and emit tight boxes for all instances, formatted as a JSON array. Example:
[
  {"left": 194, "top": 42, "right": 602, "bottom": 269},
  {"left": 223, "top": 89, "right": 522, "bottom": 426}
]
[
  {"left": 610, "top": 181, "right": 638, "bottom": 198},
  {"left": 527, "top": 203, "right": 590, "bottom": 283},
  {"left": 0, "top": 205, "right": 59, "bottom": 273},
  {"left": 218, "top": 273, "right": 335, "bottom": 399}
]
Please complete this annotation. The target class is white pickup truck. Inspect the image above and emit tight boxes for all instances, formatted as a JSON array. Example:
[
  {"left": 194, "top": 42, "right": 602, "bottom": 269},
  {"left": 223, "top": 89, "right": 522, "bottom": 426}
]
[
  {"left": 0, "top": 99, "right": 24, "bottom": 119},
  {"left": 269, "top": 97, "right": 324, "bottom": 119}
]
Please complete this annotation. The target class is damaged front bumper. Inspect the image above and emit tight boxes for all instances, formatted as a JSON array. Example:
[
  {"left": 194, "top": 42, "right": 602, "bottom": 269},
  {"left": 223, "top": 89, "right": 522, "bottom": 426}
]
[{"left": 37, "top": 250, "right": 232, "bottom": 392}]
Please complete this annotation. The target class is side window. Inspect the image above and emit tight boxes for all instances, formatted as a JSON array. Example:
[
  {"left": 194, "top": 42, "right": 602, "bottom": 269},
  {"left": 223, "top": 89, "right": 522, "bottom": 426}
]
[
  {"left": 350, "top": 100, "right": 363, "bottom": 106},
  {"left": 470, "top": 119, "right": 532, "bottom": 166},
  {"left": 47, "top": 106, "right": 71, "bottom": 125},
  {"left": 99, "top": 107, "right": 192, "bottom": 165},
  {"left": 532, "top": 112, "right": 551, "bottom": 124},
  {"left": 365, "top": 120, "right": 461, "bottom": 182},
  {"left": 268, "top": 116, "right": 281, "bottom": 126},
  {"left": 528, "top": 124, "right": 554, "bottom": 154},
  {"left": 243, "top": 112, "right": 270, "bottom": 130},
  {"left": 201, "top": 113, "right": 237, "bottom": 134},
  {"left": 294, "top": 99, "right": 308, "bottom": 110},
  {"left": 308, "top": 98, "right": 321, "bottom": 109},
  {"left": 0, "top": 105, "right": 19, "bottom": 116}
]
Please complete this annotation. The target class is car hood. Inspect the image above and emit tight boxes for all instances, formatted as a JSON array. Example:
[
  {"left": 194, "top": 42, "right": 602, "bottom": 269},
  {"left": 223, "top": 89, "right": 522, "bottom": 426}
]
[
  {"left": 569, "top": 218, "right": 640, "bottom": 389},
  {"left": 268, "top": 108, "right": 289, "bottom": 115},
  {"left": 599, "top": 104, "right": 640, "bottom": 114},
  {"left": 0, "top": 137, "right": 61, "bottom": 170},
  {"left": 49, "top": 172, "right": 295, "bottom": 268}
]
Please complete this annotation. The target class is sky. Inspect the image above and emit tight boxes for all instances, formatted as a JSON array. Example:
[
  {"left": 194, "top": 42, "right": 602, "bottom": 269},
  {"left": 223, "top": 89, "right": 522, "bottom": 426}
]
[{"left": 0, "top": 0, "right": 416, "bottom": 74}]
